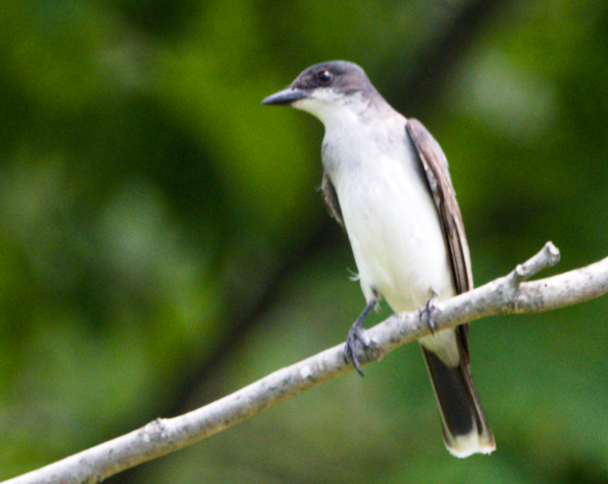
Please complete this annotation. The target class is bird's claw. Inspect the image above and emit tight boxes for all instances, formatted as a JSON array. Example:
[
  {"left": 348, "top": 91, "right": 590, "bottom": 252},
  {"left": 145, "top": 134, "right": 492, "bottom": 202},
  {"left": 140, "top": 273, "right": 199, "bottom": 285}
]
[
  {"left": 344, "top": 325, "right": 373, "bottom": 376},
  {"left": 344, "top": 298, "right": 378, "bottom": 376},
  {"left": 419, "top": 293, "right": 438, "bottom": 336}
]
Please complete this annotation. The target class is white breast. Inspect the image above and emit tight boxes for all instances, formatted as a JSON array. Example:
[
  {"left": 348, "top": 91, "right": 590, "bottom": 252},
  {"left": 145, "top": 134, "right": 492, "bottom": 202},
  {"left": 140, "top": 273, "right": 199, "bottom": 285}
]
[{"left": 322, "top": 114, "right": 455, "bottom": 313}]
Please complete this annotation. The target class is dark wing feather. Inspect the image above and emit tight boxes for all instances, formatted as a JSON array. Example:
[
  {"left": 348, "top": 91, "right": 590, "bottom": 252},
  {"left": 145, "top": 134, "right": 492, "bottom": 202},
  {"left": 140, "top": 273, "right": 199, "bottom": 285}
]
[
  {"left": 406, "top": 118, "right": 473, "bottom": 354},
  {"left": 407, "top": 120, "right": 495, "bottom": 454},
  {"left": 406, "top": 118, "right": 472, "bottom": 294},
  {"left": 321, "top": 171, "right": 345, "bottom": 228}
]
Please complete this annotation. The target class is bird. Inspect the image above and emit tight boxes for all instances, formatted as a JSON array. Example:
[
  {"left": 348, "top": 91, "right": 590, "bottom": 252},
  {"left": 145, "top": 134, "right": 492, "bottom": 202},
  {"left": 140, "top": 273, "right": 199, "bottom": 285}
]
[{"left": 262, "top": 60, "right": 495, "bottom": 458}]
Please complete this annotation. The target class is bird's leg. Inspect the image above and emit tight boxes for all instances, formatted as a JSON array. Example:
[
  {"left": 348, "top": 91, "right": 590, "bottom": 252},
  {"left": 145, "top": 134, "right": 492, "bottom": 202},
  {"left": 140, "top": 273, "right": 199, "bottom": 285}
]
[
  {"left": 419, "top": 291, "right": 438, "bottom": 336},
  {"left": 344, "top": 298, "right": 378, "bottom": 376}
]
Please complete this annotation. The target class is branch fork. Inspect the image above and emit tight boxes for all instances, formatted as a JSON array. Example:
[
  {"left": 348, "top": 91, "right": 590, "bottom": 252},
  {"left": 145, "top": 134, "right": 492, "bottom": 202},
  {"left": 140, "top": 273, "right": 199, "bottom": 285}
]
[{"left": 510, "top": 241, "right": 560, "bottom": 285}]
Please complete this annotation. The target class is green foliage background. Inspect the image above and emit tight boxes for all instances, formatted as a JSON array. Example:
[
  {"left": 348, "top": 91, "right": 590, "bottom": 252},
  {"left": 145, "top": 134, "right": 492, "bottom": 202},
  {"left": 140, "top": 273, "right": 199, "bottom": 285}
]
[{"left": 2, "top": 0, "right": 608, "bottom": 482}]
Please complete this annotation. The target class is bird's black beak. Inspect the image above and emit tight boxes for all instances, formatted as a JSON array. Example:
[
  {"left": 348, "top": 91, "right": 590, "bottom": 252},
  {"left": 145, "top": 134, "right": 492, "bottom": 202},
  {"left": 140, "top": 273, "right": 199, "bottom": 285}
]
[{"left": 262, "top": 88, "right": 308, "bottom": 106}]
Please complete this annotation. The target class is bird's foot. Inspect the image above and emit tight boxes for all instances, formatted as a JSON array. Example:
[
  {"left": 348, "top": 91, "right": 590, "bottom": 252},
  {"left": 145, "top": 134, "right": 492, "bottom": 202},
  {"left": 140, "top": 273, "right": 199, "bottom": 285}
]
[
  {"left": 343, "top": 298, "right": 378, "bottom": 376},
  {"left": 419, "top": 292, "right": 438, "bottom": 336},
  {"left": 344, "top": 323, "right": 373, "bottom": 376}
]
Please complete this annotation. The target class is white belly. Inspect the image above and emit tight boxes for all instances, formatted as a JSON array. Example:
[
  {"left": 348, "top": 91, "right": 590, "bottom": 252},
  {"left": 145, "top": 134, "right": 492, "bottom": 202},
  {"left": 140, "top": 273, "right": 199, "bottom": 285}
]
[{"left": 324, "top": 120, "right": 455, "bottom": 313}]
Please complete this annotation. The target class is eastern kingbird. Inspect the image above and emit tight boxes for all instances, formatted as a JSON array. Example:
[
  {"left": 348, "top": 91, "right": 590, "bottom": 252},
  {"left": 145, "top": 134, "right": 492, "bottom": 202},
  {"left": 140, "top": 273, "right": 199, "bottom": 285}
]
[{"left": 262, "top": 61, "right": 495, "bottom": 458}]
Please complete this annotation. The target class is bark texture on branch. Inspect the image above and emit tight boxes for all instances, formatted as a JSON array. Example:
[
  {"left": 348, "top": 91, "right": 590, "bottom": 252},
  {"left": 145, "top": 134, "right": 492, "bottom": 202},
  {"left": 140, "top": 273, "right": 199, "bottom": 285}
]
[{"left": 5, "top": 243, "right": 608, "bottom": 484}]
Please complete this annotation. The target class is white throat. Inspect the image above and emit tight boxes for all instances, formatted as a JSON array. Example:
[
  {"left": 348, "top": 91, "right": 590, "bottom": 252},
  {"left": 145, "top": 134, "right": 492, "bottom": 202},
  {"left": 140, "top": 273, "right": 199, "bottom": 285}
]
[{"left": 293, "top": 90, "right": 375, "bottom": 128}]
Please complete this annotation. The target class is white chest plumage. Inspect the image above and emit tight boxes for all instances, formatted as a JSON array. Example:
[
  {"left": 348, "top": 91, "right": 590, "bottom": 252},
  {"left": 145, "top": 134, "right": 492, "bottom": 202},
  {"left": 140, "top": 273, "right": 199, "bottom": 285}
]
[{"left": 322, "top": 113, "right": 454, "bottom": 313}]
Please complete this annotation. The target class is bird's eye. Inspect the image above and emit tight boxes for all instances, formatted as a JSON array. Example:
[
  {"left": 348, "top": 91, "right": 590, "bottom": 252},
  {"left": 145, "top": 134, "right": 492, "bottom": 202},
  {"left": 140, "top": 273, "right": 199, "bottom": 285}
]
[{"left": 316, "top": 70, "right": 333, "bottom": 85}]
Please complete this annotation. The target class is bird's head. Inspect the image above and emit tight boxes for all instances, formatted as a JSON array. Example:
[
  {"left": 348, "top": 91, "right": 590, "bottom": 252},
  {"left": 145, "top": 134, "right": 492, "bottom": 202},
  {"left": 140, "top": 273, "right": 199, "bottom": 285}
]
[{"left": 262, "top": 61, "right": 380, "bottom": 125}]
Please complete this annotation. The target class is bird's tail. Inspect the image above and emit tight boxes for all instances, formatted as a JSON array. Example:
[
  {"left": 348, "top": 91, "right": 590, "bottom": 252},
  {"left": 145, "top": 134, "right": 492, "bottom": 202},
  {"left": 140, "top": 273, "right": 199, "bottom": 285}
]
[{"left": 421, "top": 344, "right": 495, "bottom": 458}]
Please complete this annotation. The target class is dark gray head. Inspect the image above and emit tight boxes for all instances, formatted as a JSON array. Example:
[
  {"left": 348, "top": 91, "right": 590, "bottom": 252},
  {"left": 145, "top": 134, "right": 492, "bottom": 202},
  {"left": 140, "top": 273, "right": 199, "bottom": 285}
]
[{"left": 262, "top": 61, "right": 384, "bottom": 125}]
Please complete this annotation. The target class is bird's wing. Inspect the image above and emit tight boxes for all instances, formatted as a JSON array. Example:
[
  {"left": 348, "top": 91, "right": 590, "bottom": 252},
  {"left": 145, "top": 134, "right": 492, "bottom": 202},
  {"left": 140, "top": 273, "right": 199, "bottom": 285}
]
[
  {"left": 406, "top": 118, "right": 473, "bottom": 352},
  {"left": 321, "top": 170, "right": 345, "bottom": 228},
  {"left": 406, "top": 118, "right": 472, "bottom": 295},
  {"left": 407, "top": 120, "right": 495, "bottom": 454}
]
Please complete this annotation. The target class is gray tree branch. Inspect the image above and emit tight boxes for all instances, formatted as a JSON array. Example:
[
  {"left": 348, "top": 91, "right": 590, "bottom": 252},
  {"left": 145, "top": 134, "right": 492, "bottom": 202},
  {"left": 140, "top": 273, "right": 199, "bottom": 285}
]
[{"left": 5, "top": 242, "right": 608, "bottom": 484}]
